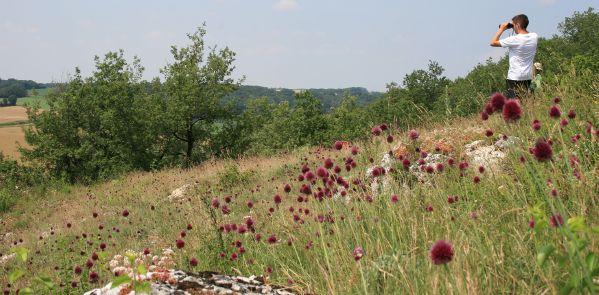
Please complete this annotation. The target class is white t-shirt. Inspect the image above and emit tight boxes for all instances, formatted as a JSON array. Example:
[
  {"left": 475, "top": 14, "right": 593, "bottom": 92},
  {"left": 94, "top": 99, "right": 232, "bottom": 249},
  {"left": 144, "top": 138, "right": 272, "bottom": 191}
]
[{"left": 500, "top": 32, "right": 538, "bottom": 81}]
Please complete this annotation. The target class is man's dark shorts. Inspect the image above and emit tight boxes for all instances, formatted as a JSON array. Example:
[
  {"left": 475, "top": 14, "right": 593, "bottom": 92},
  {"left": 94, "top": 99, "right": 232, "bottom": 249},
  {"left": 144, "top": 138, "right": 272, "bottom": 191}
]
[{"left": 506, "top": 79, "right": 532, "bottom": 98}]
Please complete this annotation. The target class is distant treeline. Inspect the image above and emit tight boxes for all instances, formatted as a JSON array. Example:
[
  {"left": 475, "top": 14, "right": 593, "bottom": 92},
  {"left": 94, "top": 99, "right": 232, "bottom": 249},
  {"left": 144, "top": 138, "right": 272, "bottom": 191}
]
[
  {"left": 0, "top": 78, "right": 52, "bottom": 106},
  {"left": 224, "top": 86, "right": 382, "bottom": 113},
  {"left": 10, "top": 7, "right": 599, "bottom": 184}
]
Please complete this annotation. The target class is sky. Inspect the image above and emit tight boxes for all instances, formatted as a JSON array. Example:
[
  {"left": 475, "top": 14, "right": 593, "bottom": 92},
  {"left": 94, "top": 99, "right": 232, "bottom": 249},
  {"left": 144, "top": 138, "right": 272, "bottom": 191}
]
[{"left": 0, "top": 0, "right": 597, "bottom": 91}]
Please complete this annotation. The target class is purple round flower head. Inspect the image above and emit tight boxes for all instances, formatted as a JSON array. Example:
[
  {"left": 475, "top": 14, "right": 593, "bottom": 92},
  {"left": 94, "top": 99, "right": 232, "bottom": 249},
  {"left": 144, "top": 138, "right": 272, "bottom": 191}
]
[
  {"left": 436, "top": 163, "right": 445, "bottom": 172},
  {"left": 550, "top": 214, "right": 564, "bottom": 227},
  {"left": 267, "top": 235, "right": 277, "bottom": 244},
  {"left": 484, "top": 103, "right": 494, "bottom": 115},
  {"left": 567, "top": 110, "right": 576, "bottom": 119},
  {"left": 532, "top": 120, "right": 541, "bottom": 131},
  {"left": 560, "top": 119, "right": 568, "bottom": 126},
  {"left": 333, "top": 141, "right": 343, "bottom": 150},
  {"left": 121, "top": 209, "right": 129, "bottom": 217},
  {"left": 490, "top": 92, "right": 506, "bottom": 111},
  {"left": 481, "top": 112, "right": 489, "bottom": 121},
  {"left": 390, "top": 195, "right": 399, "bottom": 203},
  {"left": 387, "top": 135, "right": 394, "bottom": 143},
  {"left": 408, "top": 130, "right": 419, "bottom": 140},
  {"left": 89, "top": 271, "right": 99, "bottom": 283},
  {"left": 553, "top": 96, "right": 561, "bottom": 104},
  {"left": 380, "top": 123, "right": 388, "bottom": 131},
  {"left": 211, "top": 198, "right": 220, "bottom": 209},
  {"left": 305, "top": 171, "right": 316, "bottom": 182},
  {"left": 532, "top": 138, "right": 553, "bottom": 162},
  {"left": 372, "top": 126, "right": 382, "bottom": 136},
  {"left": 502, "top": 99, "right": 522, "bottom": 122},
  {"left": 528, "top": 218, "right": 535, "bottom": 228},
  {"left": 74, "top": 265, "right": 82, "bottom": 275},
  {"left": 351, "top": 146, "right": 359, "bottom": 155},
  {"left": 190, "top": 257, "right": 198, "bottom": 267},
  {"left": 430, "top": 240, "right": 454, "bottom": 265},
  {"left": 284, "top": 183, "right": 292, "bottom": 193},
  {"left": 176, "top": 239, "right": 185, "bottom": 249},
  {"left": 316, "top": 166, "right": 328, "bottom": 178},
  {"left": 485, "top": 129, "right": 493, "bottom": 137},
  {"left": 353, "top": 246, "right": 364, "bottom": 261},
  {"left": 273, "top": 194, "right": 282, "bottom": 205},
  {"left": 324, "top": 158, "right": 334, "bottom": 169},
  {"left": 549, "top": 105, "right": 561, "bottom": 118}
]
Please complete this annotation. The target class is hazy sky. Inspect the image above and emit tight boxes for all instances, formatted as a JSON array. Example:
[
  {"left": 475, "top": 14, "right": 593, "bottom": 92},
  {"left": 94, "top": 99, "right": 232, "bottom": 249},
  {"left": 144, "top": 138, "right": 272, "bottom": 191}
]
[{"left": 0, "top": 0, "right": 596, "bottom": 91}]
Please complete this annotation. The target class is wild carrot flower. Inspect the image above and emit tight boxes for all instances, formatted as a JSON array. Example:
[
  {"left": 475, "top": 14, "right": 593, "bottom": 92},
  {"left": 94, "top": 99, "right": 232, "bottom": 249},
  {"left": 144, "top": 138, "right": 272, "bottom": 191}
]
[
  {"left": 532, "top": 138, "right": 553, "bottom": 161},
  {"left": 430, "top": 240, "right": 454, "bottom": 265},
  {"left": 502, "top": 99, "right": 522, "bottom": 122}
]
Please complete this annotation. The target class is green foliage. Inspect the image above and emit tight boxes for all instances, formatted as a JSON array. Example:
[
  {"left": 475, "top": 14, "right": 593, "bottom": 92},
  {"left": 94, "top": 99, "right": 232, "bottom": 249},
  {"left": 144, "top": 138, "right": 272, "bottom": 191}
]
[
  {"left": 161, "top": 25, "right": 241, "bottom": 167},
  {"left": 217, "top": 163, "right": 255, "bottom": 189},
  {"left": 21, "top": 51, "right": 158, "bottom": 183}
]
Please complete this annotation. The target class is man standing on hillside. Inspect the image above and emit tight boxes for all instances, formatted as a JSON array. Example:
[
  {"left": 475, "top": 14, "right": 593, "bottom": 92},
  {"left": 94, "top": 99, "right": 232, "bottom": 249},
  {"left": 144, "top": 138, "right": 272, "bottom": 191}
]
[{"left": 490, "top": 14, "right": 538, "bottom": 98}]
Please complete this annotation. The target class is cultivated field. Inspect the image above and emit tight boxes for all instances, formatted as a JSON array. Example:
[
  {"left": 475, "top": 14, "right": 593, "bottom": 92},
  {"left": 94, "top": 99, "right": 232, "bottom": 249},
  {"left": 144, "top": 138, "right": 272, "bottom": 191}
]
[
  {"left": 0, "top": 126, "right": 28, "bottom": 159},
  {"left": 0, "top": 106, "right": 28, "bottom": 124},
  {"left": 0, "top": 106, "right": 30, "bottom": 159}
]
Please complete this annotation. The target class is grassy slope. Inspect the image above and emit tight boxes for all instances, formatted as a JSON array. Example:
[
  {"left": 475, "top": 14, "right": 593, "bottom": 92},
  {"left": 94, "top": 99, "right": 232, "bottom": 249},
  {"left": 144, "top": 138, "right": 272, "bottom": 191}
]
[{"left": 0, "top": 83, "right": 598, "bottom": 294}]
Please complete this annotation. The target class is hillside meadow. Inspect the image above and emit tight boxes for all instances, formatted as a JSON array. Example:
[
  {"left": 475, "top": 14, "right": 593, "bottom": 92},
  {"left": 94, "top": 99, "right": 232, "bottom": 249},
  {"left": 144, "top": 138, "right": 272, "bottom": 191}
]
[{"left": 1, "top": 80, "right": 598, "bottom": 294}]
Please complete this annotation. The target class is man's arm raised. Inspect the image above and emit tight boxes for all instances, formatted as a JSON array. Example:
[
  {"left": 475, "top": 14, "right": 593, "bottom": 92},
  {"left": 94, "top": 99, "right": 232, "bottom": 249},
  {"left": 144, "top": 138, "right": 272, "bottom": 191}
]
[{"left": 490, "top": 22, "right": 510, "bottom": 47}]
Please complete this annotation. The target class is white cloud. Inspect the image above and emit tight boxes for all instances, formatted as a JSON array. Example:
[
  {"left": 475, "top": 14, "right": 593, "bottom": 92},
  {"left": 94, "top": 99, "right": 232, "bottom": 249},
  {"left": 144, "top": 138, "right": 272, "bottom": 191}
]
[{"left": 273, "top": 0, "right": 298, "bottom": 11}]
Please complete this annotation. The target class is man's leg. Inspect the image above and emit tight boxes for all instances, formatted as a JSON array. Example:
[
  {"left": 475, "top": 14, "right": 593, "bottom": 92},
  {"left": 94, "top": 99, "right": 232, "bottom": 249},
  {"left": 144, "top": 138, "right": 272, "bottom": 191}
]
[
  {"left": 506, "top": 80, "right": 516, "bottom": 98},
  {"left": 514, "top": 80, "right": 532, "bottom": 99}
]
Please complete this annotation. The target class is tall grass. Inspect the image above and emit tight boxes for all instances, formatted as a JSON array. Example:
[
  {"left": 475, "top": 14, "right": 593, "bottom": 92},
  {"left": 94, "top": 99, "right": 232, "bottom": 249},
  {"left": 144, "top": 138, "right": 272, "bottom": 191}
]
[{"left": 0, "top": 75, "right": 597, "bottom": 294}]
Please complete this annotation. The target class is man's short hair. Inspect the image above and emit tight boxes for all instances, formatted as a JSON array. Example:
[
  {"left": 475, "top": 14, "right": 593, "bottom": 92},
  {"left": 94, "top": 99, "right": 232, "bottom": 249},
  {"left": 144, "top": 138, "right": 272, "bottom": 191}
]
[{"left": 512, "top": 14, "right": 529, "bottom": 29}]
